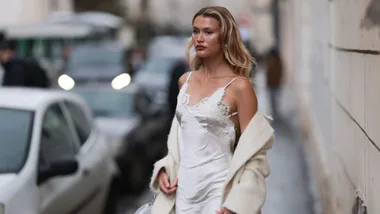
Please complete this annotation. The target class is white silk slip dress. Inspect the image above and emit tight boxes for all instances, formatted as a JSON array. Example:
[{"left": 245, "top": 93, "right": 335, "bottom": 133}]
[{"left": 175, "top": 72, "right": 241, "bottom": 214}]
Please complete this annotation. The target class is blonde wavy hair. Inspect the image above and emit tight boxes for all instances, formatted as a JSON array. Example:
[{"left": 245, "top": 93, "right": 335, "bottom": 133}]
[{"left": 185, "top": 6, "right": 255, "bottom": 78}]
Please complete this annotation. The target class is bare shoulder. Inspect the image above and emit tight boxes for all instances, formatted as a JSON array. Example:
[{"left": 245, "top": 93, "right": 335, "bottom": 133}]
[
  {"left": 230, "top": 77, "right": 258, "bottom": 109},
  {"left": 178, "top": 71, "right": 192, "bottom": 88},
  {"left": 230, "top": 77, "right": 256, "bottom": 95},
  {"left": 229, "top": 77, "right": 258, "bottom": 132}
]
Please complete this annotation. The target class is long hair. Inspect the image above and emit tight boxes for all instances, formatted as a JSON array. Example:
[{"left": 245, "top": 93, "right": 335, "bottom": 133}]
[{"left": 185, "top": 6, "right": 255, "bottom": 78}]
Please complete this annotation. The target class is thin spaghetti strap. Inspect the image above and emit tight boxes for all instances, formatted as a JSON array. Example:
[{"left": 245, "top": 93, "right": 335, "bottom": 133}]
[
  {"left": 224, "top": 76, "right": 245, "bottom": 89},
  {"left": 185, "top": 72, "right": 193, "bottom": 83},
  {"left": 224, "top": 77, "right": 246, "bottom": 117},
  {"left": 228, "top": 111, "right": 238, "bottom": 118}
]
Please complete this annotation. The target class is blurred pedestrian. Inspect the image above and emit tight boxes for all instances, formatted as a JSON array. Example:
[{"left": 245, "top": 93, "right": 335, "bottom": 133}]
[
  {"left": 0, "top": 40, "right": 27, "bottom": 86},
  {"left": 148, "top": 6, "right": 274, "bottom": 214},
  {"left": 125, "top": 47, "right": 144, "bottom": 78},
  {"left": 60, "top": 46, "right": 71, "bottom": 75},
  {"left": 0, "top": 39, "right": 50, "bottom": 88},
  {"left": 265, "top": 48, "right": 283, "bottom": 120},
  {"left": 24, "top": 56, "right": 51, "bottom": 88}
]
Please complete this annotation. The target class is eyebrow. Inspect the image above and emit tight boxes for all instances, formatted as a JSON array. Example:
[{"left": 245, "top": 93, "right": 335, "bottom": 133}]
[{"left": 193, "top": 27, "right": 215, "bottom": 31}]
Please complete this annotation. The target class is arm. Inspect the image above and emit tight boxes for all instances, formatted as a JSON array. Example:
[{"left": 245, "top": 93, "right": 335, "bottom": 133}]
[
  {"left": 223, "top": 137, "right": 274, "bottom": 214},
  {"left": 149, "top": 155, "right": 169, "bottom": 193},
  {"left": 222, "top": 79, "right": 268, "bottom": 214},
  {"left": 150, "top": 117, "right": 180, "bottom": 194},
  {"left": 233, "top": 78, "right": 258, "bottom": 133}
]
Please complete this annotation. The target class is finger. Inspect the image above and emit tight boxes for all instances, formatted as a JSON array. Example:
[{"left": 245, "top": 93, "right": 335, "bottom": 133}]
[
  {"left": 167, "top": 186, "right": 177, "bottom": 194},
  {"left": 219, "top": 208, "right": 227, "bottom": 214},
  {"left": 223, "top": 208, "right": 233, "bottom": 214},
  {"left": 158, "top": 180, "right": 166, "bottom": 192},
  {"left": 170, "top": 177, "right": 178, "bottom": 188},
  {"left": 159, "top": 179, "right": 170, "bottom": 194},
  {"left": 162, "top": 174, "right": 170, "bottom": 189}
]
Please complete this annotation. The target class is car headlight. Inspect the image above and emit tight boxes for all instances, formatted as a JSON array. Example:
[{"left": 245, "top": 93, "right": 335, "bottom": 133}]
[
  {"left": 111, "top": 73, "right": 131, "bottom": 90},
  {"left": 0, "top": 203, "right": 5, "bottom": 214},
  {"left": 58, "top": 74, "right": 75, "bottom": 90}
]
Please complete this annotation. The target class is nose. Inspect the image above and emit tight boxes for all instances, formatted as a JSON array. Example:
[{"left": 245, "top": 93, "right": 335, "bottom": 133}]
[{"left": 196, "top": 32, "right": 204, "bottom": 43}]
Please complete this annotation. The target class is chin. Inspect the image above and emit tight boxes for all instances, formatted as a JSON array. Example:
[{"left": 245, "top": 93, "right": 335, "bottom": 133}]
[{"left": 196, "top": 52, "right": 211, "bottom": 58}]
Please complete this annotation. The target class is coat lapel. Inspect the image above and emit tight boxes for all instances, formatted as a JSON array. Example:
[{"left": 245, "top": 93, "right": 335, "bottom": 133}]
[{"left": 224, "top": 112, "right": 274, "bottom": 184}]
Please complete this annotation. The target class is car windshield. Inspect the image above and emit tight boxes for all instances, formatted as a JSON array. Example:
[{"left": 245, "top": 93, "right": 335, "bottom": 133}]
[
  {"left": 141, "top": 58, "right": 177, "bottom": 74},
  {"left": 68, "top": 47, "right": 124, "bottom": 68},
  {"left": 75, "top": 90, "right": 135, "bottom": 118},
  {"left": 0, "top": 108, "right": 34, "bottom": 173}
]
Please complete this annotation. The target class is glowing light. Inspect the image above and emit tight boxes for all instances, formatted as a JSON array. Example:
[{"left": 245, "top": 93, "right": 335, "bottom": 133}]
[
  {"left": 58, "top": 74, "right": 75, "bottom": 90},
  {"left": 111, "top": 73, "right": 131, "bottom": 90}
]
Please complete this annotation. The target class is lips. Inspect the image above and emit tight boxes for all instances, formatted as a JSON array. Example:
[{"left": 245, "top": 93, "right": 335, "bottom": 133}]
[{"left": 195, "top": 45, "right": 206, "bottom": 51}]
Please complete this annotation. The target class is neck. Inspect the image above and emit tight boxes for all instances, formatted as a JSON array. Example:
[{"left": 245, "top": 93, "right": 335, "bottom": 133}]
[{"left": 201, "top": 53, "right": 230, "bottom": 78}]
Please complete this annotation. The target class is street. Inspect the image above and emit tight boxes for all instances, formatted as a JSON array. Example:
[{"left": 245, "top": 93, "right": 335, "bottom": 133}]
[{"left": 0, "top": 0, "right": 378, "bottom": 212}]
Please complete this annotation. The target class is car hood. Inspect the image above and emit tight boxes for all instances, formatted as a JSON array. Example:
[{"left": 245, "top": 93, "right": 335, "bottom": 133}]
[
  {"left": 0, "top": 174, "right": 16, "bottom": 192},
  {"left": 68, "top": 66, "right": 123, "bottom": 81},
  {"left": 95, "top": 116, "right": 139, "bottom": 138}
]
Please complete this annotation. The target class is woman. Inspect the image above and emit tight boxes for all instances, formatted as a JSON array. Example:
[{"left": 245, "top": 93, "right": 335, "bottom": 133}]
[{"left": 150, "top": 6, "right": 274, "bottom": 214}]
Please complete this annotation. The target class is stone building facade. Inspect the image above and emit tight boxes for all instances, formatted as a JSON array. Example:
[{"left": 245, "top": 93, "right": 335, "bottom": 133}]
[{"left": 279, "top": 0, "right": 380, "bottom": 213}]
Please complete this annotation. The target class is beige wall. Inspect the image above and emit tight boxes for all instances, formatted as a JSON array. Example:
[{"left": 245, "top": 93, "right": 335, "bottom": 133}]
[
  {"left": 0, "top": 0, "right": 24, "bottom": 26},
  {"left": 280, "top": 0, "right": 380, "bottom": 213},
  {"left": 0, "top": 0, "right": 72, "bottom": 26}
]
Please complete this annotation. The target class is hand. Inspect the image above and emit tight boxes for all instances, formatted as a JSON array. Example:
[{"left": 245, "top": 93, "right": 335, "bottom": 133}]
[
  {"left": 216, "top": 207, "right": 235, "bottom": 214},
  {"left": 158, "top": 169, "right": 178, "bottom": 195}
]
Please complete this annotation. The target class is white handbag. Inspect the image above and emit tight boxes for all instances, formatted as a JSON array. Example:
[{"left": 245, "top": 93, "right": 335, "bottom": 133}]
[
  {"left": 133, "top": 194, "right": 156, "bottom": 214},
  {"left": 134, "top": 203, "right": 152, "bottom": 214}
]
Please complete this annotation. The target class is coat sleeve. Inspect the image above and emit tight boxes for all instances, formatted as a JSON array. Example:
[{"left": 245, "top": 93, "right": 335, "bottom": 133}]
[
  {"left": 149, "top": 155, "right": 169, "bottom": 193},
  {"left": 223, "top": 136, "right": 274, "bottom": 214},
  {"left": 150, "top": 117, "right": 179, "bottom": 194}
]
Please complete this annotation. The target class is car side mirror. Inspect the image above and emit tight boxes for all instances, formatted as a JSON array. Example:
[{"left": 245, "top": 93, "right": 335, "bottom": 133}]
[{"left": 38, "top": 159, "right": 79, "bottom": 185}]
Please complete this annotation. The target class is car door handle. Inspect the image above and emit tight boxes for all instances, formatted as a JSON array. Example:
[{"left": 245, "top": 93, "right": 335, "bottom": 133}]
[{"left": 82, "top": 168, "right": 91, "bottom": 177}]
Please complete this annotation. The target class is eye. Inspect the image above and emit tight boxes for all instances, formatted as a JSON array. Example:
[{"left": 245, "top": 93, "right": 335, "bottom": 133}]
[
  {"left": 192, "top": 29, "right": 199, "bottom": 34},
  {"left": 205, "top": 31, "right": 213, "bottom": 35}
]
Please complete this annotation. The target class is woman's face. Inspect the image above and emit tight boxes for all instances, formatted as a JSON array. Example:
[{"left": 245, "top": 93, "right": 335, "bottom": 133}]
[{"left": 192, "top": 16, "right": 222, "bottom": 58}]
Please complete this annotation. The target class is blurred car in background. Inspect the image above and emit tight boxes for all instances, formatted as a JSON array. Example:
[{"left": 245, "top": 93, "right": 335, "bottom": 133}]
[
  {"left": 72, "top": 83, "right": 140, "bottom": 161},
  {"left": 58, "top": 42, "right": 131, "bottom": 90},
  {"left": 134, "top": 36, "right": 189, "bottom": 117},
  {"left": 134, "top": 57, "right": 182, "bottom": 114},
  {"left": 71, "top": 83, "right": 148, "bottom": 195},
  {"left": 0, "top": 88, "right": 118, "bottom": 214}
]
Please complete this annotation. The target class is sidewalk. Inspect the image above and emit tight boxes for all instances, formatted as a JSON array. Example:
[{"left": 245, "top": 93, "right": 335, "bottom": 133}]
[{"left": 255, "top": 70, "right": 315, "bottom": 214}]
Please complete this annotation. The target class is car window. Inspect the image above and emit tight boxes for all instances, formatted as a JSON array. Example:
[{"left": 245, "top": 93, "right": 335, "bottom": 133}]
[
  {"left": 40, "top": 104, "right": 79, "bottom": 167},
  {"left": 0, "top": 108, "right": 33, "bottom": 173},
  {"left": 74, "top": 90, "right": 135, "bottom": 118},
  {"left": 64, "top": 101, "right": 92, "bottom": 145},
  {"left": 140, "top": 58, "right": 176, "bottom": 74},
  {"left": 68, "top": 47, "right": 124, "bottom": 68}
]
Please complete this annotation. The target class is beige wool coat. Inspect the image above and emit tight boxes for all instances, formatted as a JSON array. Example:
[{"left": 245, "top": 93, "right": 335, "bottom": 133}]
[{"left": 149, "top": 111, "right": 275, "bottom": 214}]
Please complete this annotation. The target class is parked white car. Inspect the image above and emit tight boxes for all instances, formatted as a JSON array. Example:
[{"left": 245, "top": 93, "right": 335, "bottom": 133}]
[
  {"left": 0, "top": 88, "right": 118, "bottom": 214},
  {"left": 71, "top": 83, "right": 140, "bottom": 159}
]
